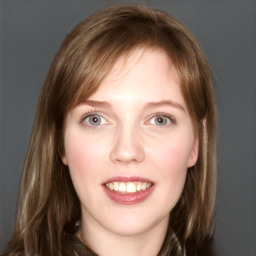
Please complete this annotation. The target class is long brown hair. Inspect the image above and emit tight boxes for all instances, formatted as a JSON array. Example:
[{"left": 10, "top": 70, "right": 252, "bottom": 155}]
[{"left": 3, "top": 5, "right": 216, "bottom": 256}]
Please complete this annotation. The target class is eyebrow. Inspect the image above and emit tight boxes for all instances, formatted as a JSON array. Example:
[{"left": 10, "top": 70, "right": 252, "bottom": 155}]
[
  {"left": 144, "top": 100, "right": 186, "bottom": 112},
  {"left": 82, "top": 99, "right": 185, "bottom": 112},
  {"left": 82, "top": 100, "right": 112, "bottom": 108}
]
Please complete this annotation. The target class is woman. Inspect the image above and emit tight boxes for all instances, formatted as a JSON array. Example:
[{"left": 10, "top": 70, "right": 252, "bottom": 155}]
[{"left": 2, "top": 5, "right": 216, "bottom": 256}]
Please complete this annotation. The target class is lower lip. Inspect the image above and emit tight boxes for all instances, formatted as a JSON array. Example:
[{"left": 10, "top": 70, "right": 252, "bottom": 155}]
[{"left": 103, "top": 185, "right": 155, "bottom": 205}]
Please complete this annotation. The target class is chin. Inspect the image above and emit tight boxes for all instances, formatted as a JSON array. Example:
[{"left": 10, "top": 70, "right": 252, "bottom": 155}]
[{"left": 100, "top": 210, "right": 170, "bottom": 237}]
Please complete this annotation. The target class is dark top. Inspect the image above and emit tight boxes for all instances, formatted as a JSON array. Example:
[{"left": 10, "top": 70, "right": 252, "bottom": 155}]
[
  {"left": 63, "top": 233, "right": 98, "bottom": 256},
  {"left": 62, "top": 233, "right": 216, "bottom": 256}
]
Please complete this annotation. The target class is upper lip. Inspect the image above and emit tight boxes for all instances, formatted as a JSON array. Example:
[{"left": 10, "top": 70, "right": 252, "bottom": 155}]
[{"left": 103, "top": 176, "right": 154, "bottom": 184}]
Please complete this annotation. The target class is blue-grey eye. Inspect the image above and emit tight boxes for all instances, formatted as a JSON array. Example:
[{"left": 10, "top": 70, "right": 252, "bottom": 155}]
[
  {"left": 85, "top": 114, "right": 106, "bottom": 126},
  {"left": 150, "top": 115, "right": 171, "bottom": 126}
]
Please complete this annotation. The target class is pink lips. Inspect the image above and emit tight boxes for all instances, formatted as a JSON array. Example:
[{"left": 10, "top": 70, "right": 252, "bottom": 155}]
[{"left": 102, "top": 176, "right": 155, "bottom": 205}]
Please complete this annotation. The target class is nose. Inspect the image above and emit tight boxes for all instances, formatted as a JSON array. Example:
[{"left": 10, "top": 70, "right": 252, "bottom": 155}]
[{"left": 110, "top": 125, "right": 145, "bottom": 164}]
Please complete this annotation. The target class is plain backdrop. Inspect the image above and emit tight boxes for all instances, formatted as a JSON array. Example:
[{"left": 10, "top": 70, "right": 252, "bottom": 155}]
[{"left": 0, "top": 1, "right": 255, "bottom": 255}]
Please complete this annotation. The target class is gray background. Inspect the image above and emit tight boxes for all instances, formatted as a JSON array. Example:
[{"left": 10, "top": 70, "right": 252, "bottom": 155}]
[{"left": 0, "top": 0, "right": 255, "bottom": 255}]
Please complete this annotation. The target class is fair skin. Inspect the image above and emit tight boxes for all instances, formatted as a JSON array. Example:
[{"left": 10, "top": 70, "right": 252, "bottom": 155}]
[{"left": 62, "top": 47, "right": 198, "bottom": 256}]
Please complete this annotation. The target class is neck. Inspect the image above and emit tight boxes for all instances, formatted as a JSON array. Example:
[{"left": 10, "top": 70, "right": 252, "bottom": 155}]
[{"left": 80, "top": 214, "right": 169, "bottom": 256}]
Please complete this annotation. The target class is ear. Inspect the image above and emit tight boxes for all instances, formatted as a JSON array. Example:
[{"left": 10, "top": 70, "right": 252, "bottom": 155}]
[
  {"left": 62, "top": 155, "right": 68, "bottom": 166},
  {"left": 58, "top": 145, "right": 68, "bottom": 165},
  {"left": 188, "top": 137, "right": 199, "bottom": 167}
]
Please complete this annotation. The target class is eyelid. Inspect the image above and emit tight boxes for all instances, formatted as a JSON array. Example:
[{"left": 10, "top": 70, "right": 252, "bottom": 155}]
[
  {"left": 80, "top": 109, "right": 104, "bottom": 120},
  {"left": 145, "top": 113, "right": 176, "bottom": 126},
  {"left": 80, "top": 110, "right": 110, "bottom": 127}
]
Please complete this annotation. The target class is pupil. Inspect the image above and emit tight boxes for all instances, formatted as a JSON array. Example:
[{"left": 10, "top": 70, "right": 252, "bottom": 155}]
[
  {"left": 157, "top": 117, "right": 164, "bottom": 123},
  {"left": 92, "top": 116, "right": 99, "bottom": 123}
]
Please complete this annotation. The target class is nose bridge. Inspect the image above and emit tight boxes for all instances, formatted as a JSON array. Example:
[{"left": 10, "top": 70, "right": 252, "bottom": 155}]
[{"left": 110, "top": 121, "right": 145, "bottom": 164}]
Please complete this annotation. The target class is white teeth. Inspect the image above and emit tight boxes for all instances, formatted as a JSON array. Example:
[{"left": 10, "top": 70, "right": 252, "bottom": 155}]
[
  {"left": 141, "top": 182, "right": 147, "bottom": 190},
  {"left": 118, "top": 182, "right": 126, "bottom": 193},
  {"left": 105, "top": 181, "right": 152, "bottom": 193},
  {"left": 113, "top": 182, "right": 119, "bottom": 191},
  {"left": 126, "top": 182, "right": 136, "bottom": 193}
]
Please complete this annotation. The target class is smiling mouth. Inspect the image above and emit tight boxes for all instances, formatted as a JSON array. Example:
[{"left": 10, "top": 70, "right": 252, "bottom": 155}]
[{"left": 105, "top": 181, "right": 153, "bottom": 194}]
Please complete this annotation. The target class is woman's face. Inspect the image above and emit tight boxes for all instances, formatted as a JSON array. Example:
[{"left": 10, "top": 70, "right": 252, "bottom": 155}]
[{"left": 62, "top": 48, "right": 198, "bottom": 238}]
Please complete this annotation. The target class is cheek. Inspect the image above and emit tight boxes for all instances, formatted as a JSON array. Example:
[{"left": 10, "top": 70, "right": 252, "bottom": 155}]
[
  {"left": 64, "top": 135, "right": 101, "bottom": 181},
  {"left": 150, "top": 141, "right": 192, "bottom": 175},
  {"left": 150, "top": 142, "right": 191, "bottom": 208}
]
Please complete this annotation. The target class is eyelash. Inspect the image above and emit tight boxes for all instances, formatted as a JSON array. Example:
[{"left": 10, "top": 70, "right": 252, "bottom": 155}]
[
  {"left": 146, "top": 113, "right": 176, "bottom": 127},
  {"left": 80, "top": 110, "right": 176, "bottom": 128},
  {"left": 80, "top": 110, "right": 108, "bottom": 128}
]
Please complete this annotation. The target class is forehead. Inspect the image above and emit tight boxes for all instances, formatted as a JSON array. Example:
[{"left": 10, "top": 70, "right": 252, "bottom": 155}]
[{"left": 87, "top": 47, "right": 184, "bottom": 105}]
